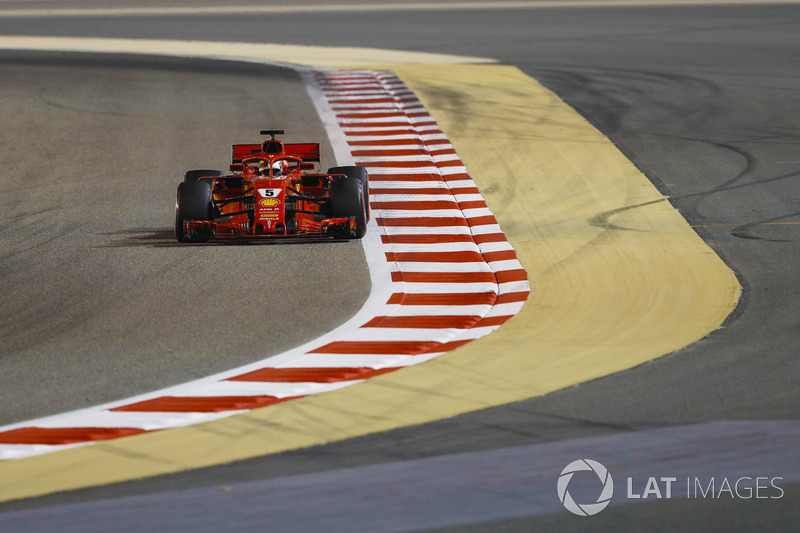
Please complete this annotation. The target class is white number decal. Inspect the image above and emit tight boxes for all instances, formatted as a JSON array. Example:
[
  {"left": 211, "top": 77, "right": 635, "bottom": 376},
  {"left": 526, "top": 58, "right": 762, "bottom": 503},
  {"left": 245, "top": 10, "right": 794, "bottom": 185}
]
[{"left": 258, "top": 188, "right": 282, "bottom": 198}]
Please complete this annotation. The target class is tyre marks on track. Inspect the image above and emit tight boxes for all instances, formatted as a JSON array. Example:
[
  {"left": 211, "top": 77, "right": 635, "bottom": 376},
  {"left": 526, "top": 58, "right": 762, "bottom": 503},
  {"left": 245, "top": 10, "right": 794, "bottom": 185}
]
[{"left": 0, "top": 69, "right": 528, "bottom": 461}]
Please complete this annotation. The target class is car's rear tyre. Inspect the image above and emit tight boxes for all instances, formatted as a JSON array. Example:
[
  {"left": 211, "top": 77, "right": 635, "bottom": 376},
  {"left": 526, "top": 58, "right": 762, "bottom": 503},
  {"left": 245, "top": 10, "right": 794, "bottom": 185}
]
[
  {"left": 329, "top": 176, "right": 367, "bottom": 239},
  {"left": 175, "top": 181, "right": 213, "bottom": 243},
  {"left": 327, "top": 166, "right": 369, "bottom": 221},
  {"left": 184, "top": 169, "right": 224, "bottom": 183}
]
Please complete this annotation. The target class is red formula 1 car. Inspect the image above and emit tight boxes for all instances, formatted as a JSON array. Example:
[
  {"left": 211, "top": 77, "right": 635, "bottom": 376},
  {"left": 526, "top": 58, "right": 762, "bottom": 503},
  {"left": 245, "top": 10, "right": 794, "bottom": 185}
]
[{"left": 175, "top": 130, "right": 369, "bottom": 243}]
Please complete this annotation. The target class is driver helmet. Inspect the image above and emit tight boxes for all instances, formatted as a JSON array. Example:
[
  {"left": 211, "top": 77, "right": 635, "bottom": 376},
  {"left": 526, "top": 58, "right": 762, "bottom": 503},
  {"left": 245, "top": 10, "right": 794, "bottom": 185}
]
[{"left": 272, "top": 160, "right": 287, "bottom": 176}]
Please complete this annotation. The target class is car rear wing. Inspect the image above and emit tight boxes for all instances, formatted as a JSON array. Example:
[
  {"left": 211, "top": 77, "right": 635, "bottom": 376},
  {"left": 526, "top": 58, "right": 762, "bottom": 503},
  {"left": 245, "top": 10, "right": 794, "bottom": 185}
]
[{"left": 231, "top": 143, "right": 321, "bottom": 164}]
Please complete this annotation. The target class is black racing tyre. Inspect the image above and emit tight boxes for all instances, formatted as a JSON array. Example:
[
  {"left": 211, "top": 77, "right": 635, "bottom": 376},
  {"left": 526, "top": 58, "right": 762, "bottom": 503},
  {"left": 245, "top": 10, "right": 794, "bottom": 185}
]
[
  {"left": 328, "top": 176, "right": 367, "bottom": 239},
  {"left": 327, "top": 165, "right": 370, "bottom": 221},
  {"left": 184, "top": 169, "right": 224, "bottom": 183},
  {"left": 175, "top": 181, "right": 213, "bottom": 243}
]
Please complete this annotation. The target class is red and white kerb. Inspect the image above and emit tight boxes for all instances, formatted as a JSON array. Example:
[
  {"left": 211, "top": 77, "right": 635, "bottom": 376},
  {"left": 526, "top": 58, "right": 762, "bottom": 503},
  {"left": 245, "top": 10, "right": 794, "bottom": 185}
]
[{"left": 0, "top": 70, "right": 529, "bottom": 461}]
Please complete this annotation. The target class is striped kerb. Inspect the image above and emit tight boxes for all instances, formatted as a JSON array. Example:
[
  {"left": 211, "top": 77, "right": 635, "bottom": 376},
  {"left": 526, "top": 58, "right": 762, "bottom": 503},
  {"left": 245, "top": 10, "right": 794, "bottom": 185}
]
[{"left": 0, "top": 70, "right": 529, "bottom": 461}]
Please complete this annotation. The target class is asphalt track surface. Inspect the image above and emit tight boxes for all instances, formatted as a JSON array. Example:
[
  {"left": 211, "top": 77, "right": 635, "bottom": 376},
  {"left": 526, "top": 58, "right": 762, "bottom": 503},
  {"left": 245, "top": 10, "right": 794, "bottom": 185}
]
[
  {"left": 0, "top": 53, "right": 369, "bottom": 425},
  {"left": 0, "top": 1, "right": 799, "bottom": 531}
]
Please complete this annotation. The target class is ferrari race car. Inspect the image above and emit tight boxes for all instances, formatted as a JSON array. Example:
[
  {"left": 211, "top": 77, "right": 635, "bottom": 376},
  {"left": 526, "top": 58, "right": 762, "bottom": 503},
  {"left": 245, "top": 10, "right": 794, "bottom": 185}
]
[{"left": 175, "top": 130, "right": 369, "bottom": 242}]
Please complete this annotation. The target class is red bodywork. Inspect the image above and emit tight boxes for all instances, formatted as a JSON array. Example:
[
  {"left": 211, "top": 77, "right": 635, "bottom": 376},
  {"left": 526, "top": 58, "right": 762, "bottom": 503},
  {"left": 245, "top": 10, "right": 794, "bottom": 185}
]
[{"left": 179, "top": 137, "right": 363, "bottom": 241}]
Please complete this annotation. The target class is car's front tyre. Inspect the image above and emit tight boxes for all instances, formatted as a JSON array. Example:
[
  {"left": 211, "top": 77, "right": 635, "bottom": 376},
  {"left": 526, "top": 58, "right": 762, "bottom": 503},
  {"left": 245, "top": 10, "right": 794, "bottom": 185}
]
[
  {"left": 175, "top": 181, "right": 213, "bottom": 243},
  {"left": 328, "top": 176, "right": 367, "bottom": 239},
  {"left": 328, "top": 166, "right": 370, "bottom": 222}
]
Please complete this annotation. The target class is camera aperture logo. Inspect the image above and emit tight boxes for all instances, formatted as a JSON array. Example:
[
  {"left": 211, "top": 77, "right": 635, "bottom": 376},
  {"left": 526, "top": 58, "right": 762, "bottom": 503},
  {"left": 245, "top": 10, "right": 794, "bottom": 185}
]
[{"left": 557, "top": 459, "right": 614, "bottom": 516}]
